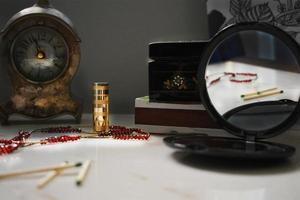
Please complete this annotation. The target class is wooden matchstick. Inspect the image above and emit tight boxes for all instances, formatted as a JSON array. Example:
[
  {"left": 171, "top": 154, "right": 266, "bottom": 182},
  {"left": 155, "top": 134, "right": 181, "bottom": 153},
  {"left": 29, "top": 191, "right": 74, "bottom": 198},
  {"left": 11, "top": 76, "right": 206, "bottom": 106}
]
[
  {"left": 243, "top": 90, "right": 284, "bottom": 101},
  {"left": 241, "top": 87, "right": 278, "bottom": 98},
  {"left": 37, "top": 162, "right": 69, "bottom": 189},
  {"left": 23, "top": 140, "right": 42, "bottom": 145},
  {"left": 79, "top": 134, "right": 100, "bottom": 138},
  {"left": 0, "top": 162, "right": 82, "bottom": 180},
  {"left": 76, "top": 160, "right": 92, "bottom": 186}
]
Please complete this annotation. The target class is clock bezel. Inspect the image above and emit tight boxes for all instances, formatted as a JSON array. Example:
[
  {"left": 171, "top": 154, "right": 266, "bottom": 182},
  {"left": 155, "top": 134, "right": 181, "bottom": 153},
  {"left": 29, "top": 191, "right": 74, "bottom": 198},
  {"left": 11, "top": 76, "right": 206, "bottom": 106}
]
[{"left": 10, "top": 25, "right": 70, "bottom": 84}]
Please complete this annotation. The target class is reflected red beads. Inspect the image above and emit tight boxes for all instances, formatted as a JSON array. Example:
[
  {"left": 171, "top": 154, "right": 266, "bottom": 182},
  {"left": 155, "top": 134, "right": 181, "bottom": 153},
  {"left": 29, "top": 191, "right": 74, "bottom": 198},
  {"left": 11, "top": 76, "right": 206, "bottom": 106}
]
[{"left": 230, "top": 79, "right": 254, "bottom": 83}]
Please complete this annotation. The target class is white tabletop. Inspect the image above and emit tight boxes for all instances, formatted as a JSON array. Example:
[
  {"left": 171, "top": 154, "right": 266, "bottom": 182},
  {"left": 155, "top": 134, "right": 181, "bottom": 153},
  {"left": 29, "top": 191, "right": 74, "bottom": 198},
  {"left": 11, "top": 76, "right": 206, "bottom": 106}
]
[{"left": 1, "top": 114, "right": 300, "bottom": 200}]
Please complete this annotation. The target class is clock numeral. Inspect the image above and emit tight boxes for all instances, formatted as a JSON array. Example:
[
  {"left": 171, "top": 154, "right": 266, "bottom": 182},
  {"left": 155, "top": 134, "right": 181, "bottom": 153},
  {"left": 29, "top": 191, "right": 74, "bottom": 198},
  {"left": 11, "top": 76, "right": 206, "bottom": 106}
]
[
  {"left": 48, "top": 37, "right": 54, "bottom": 43},
  {"left": 27, "top": 34, "right": 35, "bottom": 44},
  {"left": 28, "top": 68, "right": 34, "bottom": 77},
  {"left": 19, "top": 40, "right": 30, "bottom": 50},
  {"left": 53, "top": 44, "right": 65, "bottom": 51},
  {"left": 38, "top": 32, "right": 47, "bottom": 41},
  {"left": 15, "top": 48, "right": 26, "bottom": 58},
  {"left": 37, "top": 67, "right": 41, "bottom": 79}
]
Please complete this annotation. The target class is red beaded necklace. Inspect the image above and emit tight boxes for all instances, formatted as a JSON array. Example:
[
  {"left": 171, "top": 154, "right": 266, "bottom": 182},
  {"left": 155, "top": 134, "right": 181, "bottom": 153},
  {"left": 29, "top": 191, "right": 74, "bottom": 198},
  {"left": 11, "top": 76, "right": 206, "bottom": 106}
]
[
  {"left": 206, "top": 72, "right": 258, "bottom": 87},
  {"left": 0, "top": 143, "right": 20, "bottom": 155},
  {"left": 0, "top": 131, "right": 31, "bottom": 155},
  {"left": 0, "top": 126, "right": 150, "bottom": 156}
]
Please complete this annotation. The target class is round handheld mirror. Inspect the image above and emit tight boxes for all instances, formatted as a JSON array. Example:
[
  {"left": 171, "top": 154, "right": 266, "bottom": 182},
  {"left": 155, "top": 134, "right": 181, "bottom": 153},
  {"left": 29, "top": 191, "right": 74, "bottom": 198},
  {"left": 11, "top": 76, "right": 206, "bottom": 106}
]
[{"left": 165, "top": 23, "right": 300, "bottom": 160}]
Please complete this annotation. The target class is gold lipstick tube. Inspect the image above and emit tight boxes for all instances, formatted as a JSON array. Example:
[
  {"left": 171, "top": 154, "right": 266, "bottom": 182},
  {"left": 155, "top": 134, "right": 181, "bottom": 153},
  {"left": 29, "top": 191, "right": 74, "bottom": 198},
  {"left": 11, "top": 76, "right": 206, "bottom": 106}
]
[{"left": 93, "top": 82, "right": 109, "bottom": 133}]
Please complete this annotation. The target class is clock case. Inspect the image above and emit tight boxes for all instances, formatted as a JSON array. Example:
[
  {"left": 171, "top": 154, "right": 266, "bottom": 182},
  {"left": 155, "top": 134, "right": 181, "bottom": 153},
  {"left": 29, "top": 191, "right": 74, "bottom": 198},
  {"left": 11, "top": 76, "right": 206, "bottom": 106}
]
[{"left": 0, "top": 0, "right": 82, "bottom": 124}]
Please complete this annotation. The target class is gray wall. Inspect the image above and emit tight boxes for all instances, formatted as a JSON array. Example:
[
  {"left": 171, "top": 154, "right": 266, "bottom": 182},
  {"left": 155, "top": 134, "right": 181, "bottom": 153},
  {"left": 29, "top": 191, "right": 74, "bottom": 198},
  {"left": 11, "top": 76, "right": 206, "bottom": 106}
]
[{"left": 0, "top": 0, "right": 209, "bottom": 113}]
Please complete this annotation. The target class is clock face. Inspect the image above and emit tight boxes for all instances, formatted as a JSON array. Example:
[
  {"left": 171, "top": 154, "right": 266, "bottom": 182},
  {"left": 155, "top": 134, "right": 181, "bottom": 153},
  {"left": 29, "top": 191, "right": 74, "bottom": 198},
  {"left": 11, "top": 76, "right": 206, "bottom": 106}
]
[{"left": 11, "top": 26, "right": 69, "bottom": 83}]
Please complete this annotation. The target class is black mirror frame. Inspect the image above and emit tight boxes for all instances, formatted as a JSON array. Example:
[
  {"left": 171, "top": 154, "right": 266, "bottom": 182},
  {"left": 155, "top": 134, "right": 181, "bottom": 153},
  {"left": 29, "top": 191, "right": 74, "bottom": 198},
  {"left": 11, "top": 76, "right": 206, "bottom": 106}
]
[{"left": 198, "top": 22, "right": 300, "bottom": 140}]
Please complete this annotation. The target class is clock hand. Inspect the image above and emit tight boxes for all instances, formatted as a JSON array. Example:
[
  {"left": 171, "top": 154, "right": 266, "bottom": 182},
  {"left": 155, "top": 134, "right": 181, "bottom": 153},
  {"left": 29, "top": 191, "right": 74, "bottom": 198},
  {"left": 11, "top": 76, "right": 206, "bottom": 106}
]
[
  {"left": 37, "top": 67, "right": 41, "bottom": 80},
  {"left": 33, "top": 38, "right": 41, "bottom": 51}
]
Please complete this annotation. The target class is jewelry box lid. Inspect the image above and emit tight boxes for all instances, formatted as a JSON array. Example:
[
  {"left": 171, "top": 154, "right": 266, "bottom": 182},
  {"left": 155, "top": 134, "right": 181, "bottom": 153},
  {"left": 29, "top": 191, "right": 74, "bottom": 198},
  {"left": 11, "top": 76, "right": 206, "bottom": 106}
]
[{"left": 149, "top": 41, "right": 208, "bottom": 60}]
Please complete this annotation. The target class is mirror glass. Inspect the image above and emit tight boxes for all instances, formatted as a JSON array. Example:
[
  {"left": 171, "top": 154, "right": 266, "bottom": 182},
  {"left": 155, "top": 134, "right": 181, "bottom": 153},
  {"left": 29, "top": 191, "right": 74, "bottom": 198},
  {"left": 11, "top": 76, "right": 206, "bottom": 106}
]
[{"left": 205, "top": 30, "right": 300, "bottom": 132}]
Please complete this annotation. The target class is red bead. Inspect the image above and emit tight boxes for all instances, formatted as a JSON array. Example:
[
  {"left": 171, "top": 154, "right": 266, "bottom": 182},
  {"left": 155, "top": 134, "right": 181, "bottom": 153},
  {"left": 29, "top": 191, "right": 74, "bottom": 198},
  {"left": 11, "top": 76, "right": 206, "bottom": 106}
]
[{"left": 0, "top": 144, "right": 19, "bottom": 156}]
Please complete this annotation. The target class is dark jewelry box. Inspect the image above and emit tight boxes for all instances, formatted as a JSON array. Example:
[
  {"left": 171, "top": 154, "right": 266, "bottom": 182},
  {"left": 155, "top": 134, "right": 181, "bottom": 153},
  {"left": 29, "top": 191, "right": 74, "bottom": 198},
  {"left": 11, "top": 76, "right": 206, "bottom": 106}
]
[{"left": 148, "top": 41, "right": 208, "bottom": 103}]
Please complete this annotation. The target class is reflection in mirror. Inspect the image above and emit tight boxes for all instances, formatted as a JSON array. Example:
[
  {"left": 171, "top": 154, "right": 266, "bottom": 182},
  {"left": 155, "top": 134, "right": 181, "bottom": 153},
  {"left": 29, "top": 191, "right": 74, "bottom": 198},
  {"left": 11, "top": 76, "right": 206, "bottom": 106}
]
[{"left": 205, "top": 30, "right": 300, "bottom": 131}]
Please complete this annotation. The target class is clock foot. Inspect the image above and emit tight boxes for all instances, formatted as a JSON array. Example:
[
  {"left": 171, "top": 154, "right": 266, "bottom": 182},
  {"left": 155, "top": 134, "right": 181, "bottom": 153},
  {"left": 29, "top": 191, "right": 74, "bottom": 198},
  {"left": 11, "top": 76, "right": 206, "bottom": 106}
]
[
  {"left": 0, "top": 106, "right": 9, "bottom": 125},
  {"left": 0, "top": 118, "right": 9, "bottom": 126},
  {"left": 75, "top": 113, "right": 82, "bottom": 124},
  {"left": 1, "top": 120, "right": 9, "bottom": 126},
  {"left": 73, "top": 104, "right": 82, "bottom": 124}
]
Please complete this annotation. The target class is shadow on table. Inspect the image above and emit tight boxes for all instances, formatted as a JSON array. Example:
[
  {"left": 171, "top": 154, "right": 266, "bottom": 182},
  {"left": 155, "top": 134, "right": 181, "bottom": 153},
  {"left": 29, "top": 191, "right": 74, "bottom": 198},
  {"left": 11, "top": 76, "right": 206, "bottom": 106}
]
[
  {"left": 5, "top": 119, "right": 81, "bottom": 126},
  {"left": 1, "top": 113, "right": 91, "bottom": 126},
  {"left": 172, "top": 151, "right": 300, "bottom": 175}
]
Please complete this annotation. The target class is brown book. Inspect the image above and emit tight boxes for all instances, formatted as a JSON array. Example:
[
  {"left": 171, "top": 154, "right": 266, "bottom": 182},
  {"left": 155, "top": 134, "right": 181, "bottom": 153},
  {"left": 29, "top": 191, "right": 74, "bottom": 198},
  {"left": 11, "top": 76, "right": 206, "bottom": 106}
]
[{"left": 135, "top": 97, "right": 219, "bottom": 130}]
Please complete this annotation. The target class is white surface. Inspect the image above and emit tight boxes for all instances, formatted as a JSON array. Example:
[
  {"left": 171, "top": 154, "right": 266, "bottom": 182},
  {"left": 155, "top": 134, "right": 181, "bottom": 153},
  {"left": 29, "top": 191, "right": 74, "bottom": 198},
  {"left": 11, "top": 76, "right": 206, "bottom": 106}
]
[
  {"left": 1, "top": 114, "right": 300, "bottom": 200},
  {"left": 207, "top": 61, "right": 300, "bottom": 114}
]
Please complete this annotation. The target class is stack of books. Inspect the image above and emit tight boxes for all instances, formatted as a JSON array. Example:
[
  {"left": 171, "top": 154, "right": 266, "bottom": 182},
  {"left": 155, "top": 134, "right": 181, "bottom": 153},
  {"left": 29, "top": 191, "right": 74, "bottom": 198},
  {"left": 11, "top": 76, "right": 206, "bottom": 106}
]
[{"left": 135, "top": 96, "right": 219, "bottom": 134}]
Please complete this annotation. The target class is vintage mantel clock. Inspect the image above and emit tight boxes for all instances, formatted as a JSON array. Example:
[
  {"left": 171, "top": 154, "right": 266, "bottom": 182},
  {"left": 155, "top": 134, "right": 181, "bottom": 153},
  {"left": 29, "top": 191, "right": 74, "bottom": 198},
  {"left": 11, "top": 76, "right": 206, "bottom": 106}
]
[{"left": 0, "top": 0, "right": 82, "bottom": 124}]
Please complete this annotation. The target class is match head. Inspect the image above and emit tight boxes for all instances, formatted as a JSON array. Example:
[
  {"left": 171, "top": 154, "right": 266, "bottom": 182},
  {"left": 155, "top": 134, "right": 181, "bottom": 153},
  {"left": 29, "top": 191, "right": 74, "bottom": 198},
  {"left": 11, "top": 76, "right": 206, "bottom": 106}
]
[
  {"left": 76, "top": 180, "right": 82, "bottom": 186},
  {"left": 75, "top": 162, "right": 83, "bottom": 167}
]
